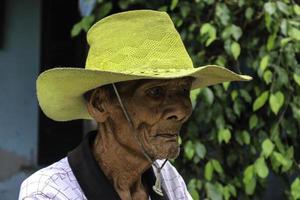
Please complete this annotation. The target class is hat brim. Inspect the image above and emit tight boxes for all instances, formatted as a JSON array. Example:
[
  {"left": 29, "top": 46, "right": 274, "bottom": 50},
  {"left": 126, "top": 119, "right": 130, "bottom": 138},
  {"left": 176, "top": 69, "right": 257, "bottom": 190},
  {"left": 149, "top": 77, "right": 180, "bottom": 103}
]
[{"left": 37, "top": 65, "right": 252, "bottom": 121}]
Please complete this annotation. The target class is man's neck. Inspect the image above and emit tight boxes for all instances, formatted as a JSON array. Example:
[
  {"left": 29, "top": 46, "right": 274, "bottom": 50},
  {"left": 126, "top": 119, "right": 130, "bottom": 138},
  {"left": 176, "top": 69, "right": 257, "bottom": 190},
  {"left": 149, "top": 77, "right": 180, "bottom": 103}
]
[{"left": 92, "top": 122, "right": 151, "bottom": 200}]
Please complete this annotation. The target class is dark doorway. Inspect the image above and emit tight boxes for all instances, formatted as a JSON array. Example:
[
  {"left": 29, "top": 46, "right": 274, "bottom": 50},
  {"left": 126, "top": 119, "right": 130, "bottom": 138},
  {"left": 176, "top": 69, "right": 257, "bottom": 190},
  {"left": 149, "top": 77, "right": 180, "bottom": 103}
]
[
  {"left": 38, "top": 0, "right": 86, "bottom": 165},
  {"left": 0, "top": 0, "right": 5, "bottom": 48}
]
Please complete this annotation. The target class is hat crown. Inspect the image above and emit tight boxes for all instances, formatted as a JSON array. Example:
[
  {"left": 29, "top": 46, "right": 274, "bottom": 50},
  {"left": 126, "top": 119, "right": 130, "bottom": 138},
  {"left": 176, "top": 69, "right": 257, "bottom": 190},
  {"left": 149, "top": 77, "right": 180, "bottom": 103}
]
[{"left": 85, "top": 10, "right": 193, "bottom": 73}]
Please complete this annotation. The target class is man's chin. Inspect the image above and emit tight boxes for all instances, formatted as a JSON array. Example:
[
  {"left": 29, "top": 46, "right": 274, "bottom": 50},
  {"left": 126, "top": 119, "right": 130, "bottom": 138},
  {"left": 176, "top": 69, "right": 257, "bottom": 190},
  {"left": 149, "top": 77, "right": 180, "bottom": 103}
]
[{"left": 154, "top": 146, "right": 180, "bottom": 160}]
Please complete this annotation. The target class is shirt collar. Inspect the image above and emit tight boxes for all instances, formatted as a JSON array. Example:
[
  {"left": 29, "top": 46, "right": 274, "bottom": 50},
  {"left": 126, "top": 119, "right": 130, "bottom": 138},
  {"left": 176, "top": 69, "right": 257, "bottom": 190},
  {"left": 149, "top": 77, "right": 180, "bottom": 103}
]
[{"left": 67, "top": 131, "right": 166, "bottom": 200}]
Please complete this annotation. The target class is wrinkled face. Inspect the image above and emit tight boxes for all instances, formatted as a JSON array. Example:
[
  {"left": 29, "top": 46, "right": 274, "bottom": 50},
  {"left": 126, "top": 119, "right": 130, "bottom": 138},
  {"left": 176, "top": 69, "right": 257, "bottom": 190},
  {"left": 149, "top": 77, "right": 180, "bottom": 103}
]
[{"left": 90, "top": 77, "right": 194, "bottom": 160}]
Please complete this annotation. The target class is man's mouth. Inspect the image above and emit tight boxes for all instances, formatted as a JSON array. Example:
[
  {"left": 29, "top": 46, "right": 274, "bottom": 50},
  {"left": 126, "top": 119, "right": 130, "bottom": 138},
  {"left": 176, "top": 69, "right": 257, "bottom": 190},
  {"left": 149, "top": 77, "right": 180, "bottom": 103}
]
[{"left": 155, "top": 132, "right": 179, "bottom": 141}]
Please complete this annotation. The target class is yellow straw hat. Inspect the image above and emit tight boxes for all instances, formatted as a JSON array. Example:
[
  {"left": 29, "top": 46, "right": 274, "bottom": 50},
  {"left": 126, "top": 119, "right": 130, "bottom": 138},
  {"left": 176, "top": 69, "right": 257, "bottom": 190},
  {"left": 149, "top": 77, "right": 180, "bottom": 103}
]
[{"left": 37, "top": 9, "right": 252, "bottom": 121}]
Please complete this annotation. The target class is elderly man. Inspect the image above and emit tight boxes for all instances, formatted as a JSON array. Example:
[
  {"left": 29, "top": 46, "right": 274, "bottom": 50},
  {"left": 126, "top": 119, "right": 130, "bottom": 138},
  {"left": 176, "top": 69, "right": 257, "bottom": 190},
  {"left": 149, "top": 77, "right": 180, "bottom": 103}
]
[{"left": 19, "top": 10, "right": 251, "bottom": 200}]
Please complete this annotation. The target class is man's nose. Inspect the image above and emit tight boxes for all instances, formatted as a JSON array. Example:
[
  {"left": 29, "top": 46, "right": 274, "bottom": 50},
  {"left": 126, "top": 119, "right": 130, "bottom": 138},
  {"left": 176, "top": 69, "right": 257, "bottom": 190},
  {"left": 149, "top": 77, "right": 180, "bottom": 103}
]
[{"left": 162, "top": 94, "right": 192, "bottom": 122}]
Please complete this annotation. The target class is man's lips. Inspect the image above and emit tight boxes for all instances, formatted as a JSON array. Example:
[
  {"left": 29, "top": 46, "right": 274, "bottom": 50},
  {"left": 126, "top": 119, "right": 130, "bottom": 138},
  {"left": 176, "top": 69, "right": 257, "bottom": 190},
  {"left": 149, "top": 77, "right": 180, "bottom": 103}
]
[{"left": 155, "top": 132, "right": 179, "bottom": 139}]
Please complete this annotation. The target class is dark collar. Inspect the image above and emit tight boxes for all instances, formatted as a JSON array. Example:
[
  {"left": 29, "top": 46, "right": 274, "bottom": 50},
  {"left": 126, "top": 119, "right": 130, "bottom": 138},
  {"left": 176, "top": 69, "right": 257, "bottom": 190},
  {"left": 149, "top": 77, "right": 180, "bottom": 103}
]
[{"left": 67, "top": 131, "right": 166, "bottom": 200}]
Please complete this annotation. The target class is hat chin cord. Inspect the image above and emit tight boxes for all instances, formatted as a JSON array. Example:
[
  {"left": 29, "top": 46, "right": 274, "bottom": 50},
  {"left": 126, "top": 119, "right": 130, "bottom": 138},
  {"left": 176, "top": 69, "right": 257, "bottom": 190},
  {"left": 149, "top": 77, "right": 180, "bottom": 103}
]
[{"left": 112, "top": 83, "right": 168, "bottom": 196}]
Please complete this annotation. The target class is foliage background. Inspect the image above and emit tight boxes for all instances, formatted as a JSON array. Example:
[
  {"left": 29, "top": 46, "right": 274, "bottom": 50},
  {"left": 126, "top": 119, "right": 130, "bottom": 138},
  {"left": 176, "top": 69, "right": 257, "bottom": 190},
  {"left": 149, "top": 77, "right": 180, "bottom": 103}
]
[{"left": 72, "top": 0, "right": 300, "bottom": 199}]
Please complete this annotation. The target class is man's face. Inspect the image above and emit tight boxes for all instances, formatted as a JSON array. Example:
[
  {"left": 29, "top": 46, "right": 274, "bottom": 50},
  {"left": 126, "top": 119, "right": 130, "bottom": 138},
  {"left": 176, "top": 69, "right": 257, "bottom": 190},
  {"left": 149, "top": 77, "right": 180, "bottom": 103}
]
[{"left": 93, "top": 78, "right": 194, "bottom": 160}]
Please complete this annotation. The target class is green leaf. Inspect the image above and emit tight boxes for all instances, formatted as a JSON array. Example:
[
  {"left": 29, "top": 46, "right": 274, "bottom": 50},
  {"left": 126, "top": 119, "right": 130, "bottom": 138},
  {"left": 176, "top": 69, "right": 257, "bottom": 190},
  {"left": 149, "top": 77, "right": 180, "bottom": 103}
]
[
  {"left": 245, "top": 7, "right": 254, "bottom": 20},
  {"left": 263, "top": 70, "right": 273, "bottom": 85},
  {"left": 81, "top": 15, "right": 96, "bottom": 31},
  {"left": 215, "top": 183, "right": 224, "bottom": 198},
  {"left": 205, "top": 182, "right": 223, "bottom": 200},
  {"left": 243, "top": 165, "right": 254, "bottom": 183},
  {"left": 262, "top": 139, "right": 275, "bottom": 158},
  {"left": 188, "top": 178, "right": 202, "bottom": 190},
  {"left": 254, "top": 157, "right": 269, "bottom": 178},
  {"left": 238, "top": 0, "right": 245, "bottom": 7},
  {"left": 204, "top": 161, "right": 214, "bottom": 181},
  {"left": 291, "top": 178, "right": 300, "bottom": 200},
  {"left": 243, "top": 165, "right": 256, "bottom": 195},
  {"left": 259, "top": 55, "right": 269, "bottom": 75},
  {"left": 170, "top": 0, "right": 179, "bottom": 10},
  {"left": 274, "top": 136, "right": 285, "bottom": 154},
  {"left": 211, "top": 159, "right": 224, "bottom": 174},
  {"left": 241, "top": 130, "right": 251, "bottom": 145},
  {"left": 218, "top": 128, "right": 232, "bottom": 144},
  {"left": 203, "top": 0, "right": 215, "bottom": 5},
  {"left": 180, "top": 4, "right": 191, "bottom": 18},
  {"left": 224, "top": 39, "right": 232, "bottom": 56},
  {"left": 178, "top": 136, "right": 182, "bottom": 145},
  {"left": 228, "top": 184, "right": 237, "bottom": 197},
  {"left": 280, "top": 19, "right": 288, "bottom": 35},
  {"left": 222, "top": 24, "right": 242, "bottom": 41},
  {"left": 235, "top": 131, "right": 244, "bottom": 145},
  {"left": 253, "top": 91, "right": 269, "bottom": 111},
  {"left": 215, "top": 3, "right": 231, "bottom": 26},
  {"left": 231, "top": 90, "right": 238, "bottom": 101},
  {"left": 71, "top": 15, "right": 95, "bottom": 37},
  {"left": 231, "top": 42, "right": 241, "bottom": 60},
  {"left": 286, "top": 146, "right": 294, "bottom": 159},
  {"left": 282, "top": 160, "right": 293, "bottom": 172},
  {"left": 215, "top": 115, "right": 225, "bottom": 130},
  {"left": 264, "top": 13, "right": 272, "bottom": 31},
  {"left": 190, "top": 88, "right": 202, "bottom": 108},
  {"left": 175, "top": 19, "right": 183, "bottom": 27},
  {"left": 294, "top": 4, "right": 300, "bottom": 15},
  {"left": 288, "top": 27, "right": 300, "bottom": 41},
  {"left": 200, "top": 23, "right": 217, "bottom": 46},
  {"left": 293, "top": 73, "right": 300, "bottom": 86},
  {"left": 269, "top": 91, "right": 285, "bottom": 115},
  {"left": 288, "top": 19, "right": 300, "bottom": 27},
  {"left": 273, "top": 151, "right": 288, "bottom": 166},
  {"left": 203, "top": 88, "right": 214, "bottom": 105},
  {"left": 249, "top": 114, "right": 258, "bottom": 129},
  {"left": 232, "top": 25, "right": 243, "bottom": 41},
  {"left": 276, "top": 2, "right": 290, "bottom": 15},
  {"left": 223, "top": 186, "right": 231, "bottom": 200},
  {"left": 282, "top": 150, "right": 293, "bottom": 172},
  {"left": 216, "top": 55, "right": 227, "bottom": 66},
  {"left": 291, "top": 103, "right": 300, "bottom": 121},
  {"left": 190, "top": 188, "right": 200, "bottom": 200},
  {"left": 240, "top": 89, "right": 252, "bottom": 103},
  {"left": 264, "top": 2, "right": 276, "bottom": 15},
  {"left": 222, "top": 82, "right": 230, "bottom": 91},
  {"left": 233, "top": 99, "right": 244, "bottom": 116},
  {"left": 71, "top": 22, "right": 83, "bottom": 37},
  {"left": 188, "top": 179, "right": 201, "bottom": 200},
  {"left": 195, "top": 142, "right": 206, "bottom": 159},
  {"left": 97, "top": 2, "right": 112, "bottom": 19},
  {"left": 158, "top": 6, "right": 168, "bottom": 12},
  {"left": 184, "top": 141, "right": 195, "bottom": 160},
  {"left": 118, "top": 0, "right": 129, "bottom": 9},
  {"left": 281, "top": 37, "right": 293, "bottom": 47},
  {"left": 275, "top": 67, "right": 289, "bottom": 86},
  {"left": 267, "top": 34, "right": 276, "bottom": 51},
  {"left": 222, "top": 26, "right": 232, "bottom": 39}
]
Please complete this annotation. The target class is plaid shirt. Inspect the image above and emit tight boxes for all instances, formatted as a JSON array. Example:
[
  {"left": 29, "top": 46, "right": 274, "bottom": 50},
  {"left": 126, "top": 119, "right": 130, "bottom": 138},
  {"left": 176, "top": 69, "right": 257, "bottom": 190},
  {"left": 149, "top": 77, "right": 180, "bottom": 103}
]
[{"left": 19, "top": 132, "right": 192, "bottom": 200}]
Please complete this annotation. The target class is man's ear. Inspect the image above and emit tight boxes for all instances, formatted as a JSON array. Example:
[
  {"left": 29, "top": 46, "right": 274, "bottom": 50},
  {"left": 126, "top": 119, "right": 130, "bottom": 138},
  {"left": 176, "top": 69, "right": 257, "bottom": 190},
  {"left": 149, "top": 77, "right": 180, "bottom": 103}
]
[{"left": 86, "top": 89, "right": 109, "bottom": 122}]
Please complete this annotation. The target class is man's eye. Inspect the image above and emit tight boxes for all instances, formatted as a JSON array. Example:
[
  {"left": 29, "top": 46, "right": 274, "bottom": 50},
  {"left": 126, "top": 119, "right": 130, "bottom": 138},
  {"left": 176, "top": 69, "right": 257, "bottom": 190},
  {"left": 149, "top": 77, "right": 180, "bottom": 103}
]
[
  {"left": 146, "top": 86, "right": 164, "bottom": 97},
  {"left": 182, "top": 88, "right": 190, "bottom": 96}
]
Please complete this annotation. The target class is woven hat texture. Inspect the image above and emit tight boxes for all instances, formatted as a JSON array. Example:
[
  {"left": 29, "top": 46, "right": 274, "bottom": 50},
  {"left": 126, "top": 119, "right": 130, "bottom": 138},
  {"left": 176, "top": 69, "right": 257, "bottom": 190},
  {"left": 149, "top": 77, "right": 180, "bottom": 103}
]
[{"left": 37, "top": 10, "right": 252, "bottom": 121}]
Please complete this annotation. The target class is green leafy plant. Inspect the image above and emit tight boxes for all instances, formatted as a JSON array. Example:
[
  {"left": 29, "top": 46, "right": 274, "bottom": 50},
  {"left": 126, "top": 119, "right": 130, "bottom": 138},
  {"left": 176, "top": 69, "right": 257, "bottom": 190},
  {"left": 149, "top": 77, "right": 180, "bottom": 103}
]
[{"left": 73, "top": 0, "right": 300, "bottom": 199}]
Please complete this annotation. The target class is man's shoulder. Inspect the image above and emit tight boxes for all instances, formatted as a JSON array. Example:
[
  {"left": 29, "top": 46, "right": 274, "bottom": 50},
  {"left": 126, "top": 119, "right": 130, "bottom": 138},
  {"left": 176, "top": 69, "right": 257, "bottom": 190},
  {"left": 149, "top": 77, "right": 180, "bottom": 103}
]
[{"left": 19, "top": 157, "right": 86, "bottom": 200}]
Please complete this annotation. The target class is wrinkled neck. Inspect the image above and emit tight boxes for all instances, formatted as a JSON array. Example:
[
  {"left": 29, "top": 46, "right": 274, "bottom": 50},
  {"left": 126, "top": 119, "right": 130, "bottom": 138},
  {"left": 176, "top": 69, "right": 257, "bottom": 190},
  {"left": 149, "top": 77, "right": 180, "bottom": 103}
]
[{"left": 92, "top": 120, "right": 151, "bottom": 199}]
